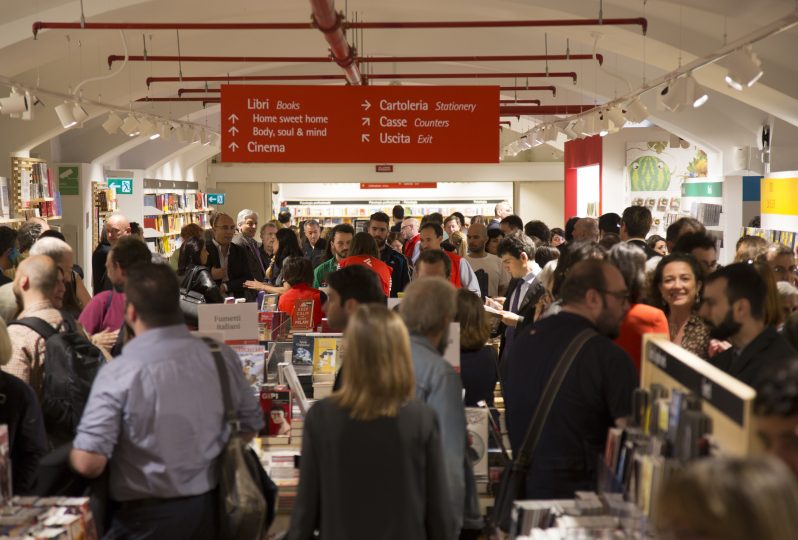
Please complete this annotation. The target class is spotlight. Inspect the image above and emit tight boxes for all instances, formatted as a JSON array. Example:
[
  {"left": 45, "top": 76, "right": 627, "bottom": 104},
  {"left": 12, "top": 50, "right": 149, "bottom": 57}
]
[
  {"left": 138, "top": 117, "right": 155, "bottom": 138},
  {"left": 541, "top": 124, "right": 557, "bottom": 142},
  {"left": 0, "top": 89, "right": 28, "bottom": 115},
  {"left": 725, "top": 46, "right": 763, "bottom": 90},
  {"left": 624, "top": 98, "right": 649, "bottom": 123},
  {"left": 159, "top": 122, "right": 175, "bottom": 140},
  {"left": 148, "top": 121, "right": 161, "bottom": 140},
  {"left": 121, "top": 114, "right": 141, "bottom": 136},
  {"left": 517, "top": 135, "right": 533, "bottom": 151},
  {"left": 563, "top": 121, "right": 579, "bottom": 140},
  {"left": 605, "top": 107, "right": 626, "bottom": 128},
  {"left": 579, "top": 112, "right": 600, "bottom": 136},
  {"left": 102, "top": 112, "right": 123, "bottom": 134},
  {"left": 690, "top": 78, "right": 709, "bottom": 108},
  {"left": 72, "top": 103, "right": 89, "bottom": 124},
  {"left": 572, "top": 118, "right": 586, "bottom": 137},
  {"left": 55, "top": 102, "right": 77, "bottom": 128},
  {"left": 660, "top": 78, "right": 689, "bottom": 112},
  {"left": 597, "top": 110, "right": 612, "bottom": 137}
]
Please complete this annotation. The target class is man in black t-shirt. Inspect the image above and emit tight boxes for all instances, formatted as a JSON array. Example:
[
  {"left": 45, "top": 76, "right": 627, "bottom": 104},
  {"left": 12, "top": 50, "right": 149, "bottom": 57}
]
[{"left": 503, "top": 259, "right": 637, "bottom": 499}]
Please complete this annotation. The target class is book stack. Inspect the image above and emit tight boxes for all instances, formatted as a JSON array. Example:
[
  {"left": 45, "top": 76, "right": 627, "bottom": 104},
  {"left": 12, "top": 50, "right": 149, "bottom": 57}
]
[
  {"left": 262, "top": 450, "right": 300, "bottom": 513},
  {"left": 742, "top": 227, "right": 797, "bottom": 250},
  {"left": 258, "top": 311, "right": 291, "bottom": 342},
  {"left": 690, "top": 202, "right": 722, "bottom": 226},
  {"left": 0, "top": 497, "right": 97, "bottom": 539}
]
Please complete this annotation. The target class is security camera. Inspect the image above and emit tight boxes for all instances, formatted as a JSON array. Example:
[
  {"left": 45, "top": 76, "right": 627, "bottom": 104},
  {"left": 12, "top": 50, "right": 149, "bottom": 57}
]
[{"left": 271, "top": 185, "right": 280, "bottom": 196}]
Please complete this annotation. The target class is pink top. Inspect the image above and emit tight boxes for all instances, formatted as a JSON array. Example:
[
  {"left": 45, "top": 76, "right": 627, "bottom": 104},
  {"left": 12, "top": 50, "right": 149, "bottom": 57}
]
[{"left": 78, "top": 290, "right": 127, "bottom": 334}]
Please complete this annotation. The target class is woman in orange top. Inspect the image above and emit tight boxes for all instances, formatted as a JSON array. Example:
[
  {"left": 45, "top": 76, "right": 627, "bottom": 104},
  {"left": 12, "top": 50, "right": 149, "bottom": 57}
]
[
  {"left": 337, "top": 232, "right": 392, "bottom": 297},
  {"left": 609, "top": 243, "right": 669, "bottom": 376},
  {"left": 277, "top": 256, "right": 324, "bottom": 330}
]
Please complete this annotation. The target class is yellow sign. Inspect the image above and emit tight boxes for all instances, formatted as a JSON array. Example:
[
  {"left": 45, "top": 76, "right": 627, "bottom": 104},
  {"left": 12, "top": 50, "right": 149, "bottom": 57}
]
[{"left": 761, "top": 177, "right": 798, "bottom": 215}]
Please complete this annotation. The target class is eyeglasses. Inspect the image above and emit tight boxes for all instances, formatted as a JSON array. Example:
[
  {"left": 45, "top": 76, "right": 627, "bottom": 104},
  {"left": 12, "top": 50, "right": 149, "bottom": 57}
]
[
  {"left": 598, "top": 288, "right": 630, "bottom": 302},
  {"left": 214, "top": 225, "right": 236, "bottom": 231}
]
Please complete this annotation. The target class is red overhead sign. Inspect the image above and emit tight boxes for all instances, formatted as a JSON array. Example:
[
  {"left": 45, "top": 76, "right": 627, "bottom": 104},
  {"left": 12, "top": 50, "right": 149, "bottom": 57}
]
[
  {"left": 360, "top": 182, "right": 437, "bottom": 189},
  {"left": 220, "top": 85, "right": 499, "bottom": 163}
]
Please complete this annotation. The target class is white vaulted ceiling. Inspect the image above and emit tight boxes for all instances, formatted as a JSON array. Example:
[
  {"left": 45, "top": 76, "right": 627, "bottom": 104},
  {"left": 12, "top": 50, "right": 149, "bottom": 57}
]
[{"left": 0, "top": 0, "right": 797, "bottom": 174}]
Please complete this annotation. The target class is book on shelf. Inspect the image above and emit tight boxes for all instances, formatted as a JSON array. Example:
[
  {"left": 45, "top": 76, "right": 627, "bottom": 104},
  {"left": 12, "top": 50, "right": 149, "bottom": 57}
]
[
  {"left": 291, "top": 299, "right": 315, "bottom": 331},
  {"left": 260, "top": 384, "right": 293, "bottom": 437},
  {"left": 258, "top": 310, "right": 291, "bottom": 342},
  {"left": 0, "top": 177, "right": 9, "bottom": 218},
  {"left": 232, "top": 344, "right": 267, "bottom": 392}
]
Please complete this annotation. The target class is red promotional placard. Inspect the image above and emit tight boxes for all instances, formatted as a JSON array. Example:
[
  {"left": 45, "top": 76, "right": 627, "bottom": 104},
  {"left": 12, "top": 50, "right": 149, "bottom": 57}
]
[{"left": 221, "top": 85, "right": 499, "bottom": 163}]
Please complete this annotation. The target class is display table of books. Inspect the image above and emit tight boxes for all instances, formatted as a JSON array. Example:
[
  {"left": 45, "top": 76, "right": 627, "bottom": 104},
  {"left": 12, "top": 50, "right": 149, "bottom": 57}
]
[{"left": 0, "top": 497, "right": 97, "bottom": 539}]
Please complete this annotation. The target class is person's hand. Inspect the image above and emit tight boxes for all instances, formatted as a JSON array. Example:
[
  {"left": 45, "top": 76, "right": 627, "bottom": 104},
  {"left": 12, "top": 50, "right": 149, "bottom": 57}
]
[
  {"left": 485, "top": 297, "right": 503, "bottom": 311},
  {"left": 501, "top": 312, "right": 522, "bottom": 327},
  {"left": 91, "top": 329, "right": 119, "bottom": 350},
  {"left": 244, "top": 280, "right": 264, "bottom": 290},
  {"left": 708, "top": 339, "right": 732, "bottom": 358}
]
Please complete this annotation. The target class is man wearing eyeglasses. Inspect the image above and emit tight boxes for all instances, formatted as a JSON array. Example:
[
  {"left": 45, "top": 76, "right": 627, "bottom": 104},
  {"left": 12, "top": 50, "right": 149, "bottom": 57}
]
[
  {"left": 502, "top": 259, "right": 636, "bottom": 499},
  {"left": 764, "top": 243, "right": 798, "bottom": 286},
  {"left": 206, "top": 213, "right": 253, "bottom": 299}
]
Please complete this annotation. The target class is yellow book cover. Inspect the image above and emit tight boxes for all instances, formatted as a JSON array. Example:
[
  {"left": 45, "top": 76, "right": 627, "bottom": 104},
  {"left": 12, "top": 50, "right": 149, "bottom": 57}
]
[{"left": 313, "top": 337, "right": 338, "bottom": 375}]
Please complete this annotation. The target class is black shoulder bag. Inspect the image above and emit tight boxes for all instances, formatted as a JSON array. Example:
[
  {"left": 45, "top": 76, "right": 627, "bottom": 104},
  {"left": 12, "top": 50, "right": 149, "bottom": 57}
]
[
  {"left": 491, "top": 328, "right": 596, "bottom": 533},
  {"left": 179, "top": 266, "right": 207, "bottom": 326}
]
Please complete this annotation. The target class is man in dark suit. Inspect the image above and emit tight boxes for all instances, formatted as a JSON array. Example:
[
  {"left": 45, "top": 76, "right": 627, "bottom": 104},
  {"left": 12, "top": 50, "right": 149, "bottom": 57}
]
[
  {"left": 488, "top": 232, "right": 545, "bottom": 360},
  {"left": 205, "top": 213, "right": 253, "bottom": 299},
  {"left": 302, "top": 219, "right": 327, "bottom": 268},
  {"left": 620, "top": 206, "right": 658, "bottom": 259},
  {"left": 232, "top": 209, "right": 266, "bottom": 283}
]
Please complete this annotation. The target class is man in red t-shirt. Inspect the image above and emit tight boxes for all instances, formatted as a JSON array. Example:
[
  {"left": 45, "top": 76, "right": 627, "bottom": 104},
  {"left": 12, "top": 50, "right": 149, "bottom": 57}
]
[{"left": 337, "top": 232, "right": 392, "bottom": 297}]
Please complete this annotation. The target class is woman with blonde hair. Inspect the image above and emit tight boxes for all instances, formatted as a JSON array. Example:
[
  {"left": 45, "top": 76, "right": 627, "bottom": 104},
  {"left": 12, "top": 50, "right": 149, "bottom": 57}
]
[
  {"left": 656, "top": 456, "right": 798, "bottom": 540},
  {"left": 288, "top": 305, "right": 455, "bottom": 540},
  {"left": 449, "top": 230, "right": 467, "bottom": 257}
]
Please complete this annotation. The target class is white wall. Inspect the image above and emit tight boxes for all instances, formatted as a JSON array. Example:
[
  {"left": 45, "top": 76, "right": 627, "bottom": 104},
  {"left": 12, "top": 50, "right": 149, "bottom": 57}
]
[{"left": 518, "top": 181, "right": 565, "bottom": 228}]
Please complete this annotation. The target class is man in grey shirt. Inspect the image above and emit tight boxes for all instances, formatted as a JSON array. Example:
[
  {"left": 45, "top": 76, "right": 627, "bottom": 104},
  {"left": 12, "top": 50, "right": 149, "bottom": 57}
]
[
  {"left": 400, "top": 277, "right": 482, "bottom": 537},
  {"left": 70, "top": 263, "right": 263, "bottom": 539}
]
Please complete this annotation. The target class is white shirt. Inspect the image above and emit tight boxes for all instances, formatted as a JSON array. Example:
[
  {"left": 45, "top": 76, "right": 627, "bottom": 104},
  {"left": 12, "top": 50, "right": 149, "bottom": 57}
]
[
  {"left": 212, "top": 238, "right": 229, "bottom": 282},
  {"left": 466, "top": 252, "right": 510, "bottom": 298},
  {"left": 458, "top": 258, "right": 482, "bottom": 296}
]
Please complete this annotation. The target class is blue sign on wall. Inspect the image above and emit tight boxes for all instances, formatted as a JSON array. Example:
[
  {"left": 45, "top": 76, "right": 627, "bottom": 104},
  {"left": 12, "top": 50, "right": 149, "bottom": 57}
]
[{"left": 207, "top": 193, "right": 225, "bottom": 205}]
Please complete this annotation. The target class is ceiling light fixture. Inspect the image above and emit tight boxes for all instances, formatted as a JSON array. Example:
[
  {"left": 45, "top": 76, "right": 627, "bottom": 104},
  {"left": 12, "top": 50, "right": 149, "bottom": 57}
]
[
  {"left": 605, "top": 107, "right": 626, "bottom": 128},
  {"left": 138, "top": 117, "right": 155, "bottom": 138},
  {"left": 562, "top": 121, "right": 579, "bottom": 140},
  {"left": 624, "top": 98, "right": 649, "bottom": 123},
  {"left": 54, "top": 102, "right": 77, "bottom": 128},
  {"left": 0, "top": 89, "right": 28, "bottom": 115},
  {"left": 121, "top": 114, "right": 141, "bottom": 136},
  {"left": 72, "top": 103, "right": 89, "bottom": 124},
  {"left": 660, "top": 78, "right": 689, "bottom": 112},
  {"left": 724, "top": 46, "right": 763, "bottom": 90},
  {"left": 102, "top": 112, "right": 123, "bottom": 134}
]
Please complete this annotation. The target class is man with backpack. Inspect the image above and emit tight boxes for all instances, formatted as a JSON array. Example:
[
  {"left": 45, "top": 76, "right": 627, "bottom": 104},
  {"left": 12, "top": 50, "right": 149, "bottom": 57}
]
[{"left": 3, "top": 255, "right": 63, "bottom": 396}]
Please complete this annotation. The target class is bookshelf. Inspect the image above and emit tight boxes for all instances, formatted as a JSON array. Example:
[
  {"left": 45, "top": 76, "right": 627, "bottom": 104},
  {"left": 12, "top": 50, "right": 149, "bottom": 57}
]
[
  {"left": 8, "top": 156, "right": 63, "bottom": 223},
  {"left": 91, "top": 182, "right": 119, "bottom": 249},
  {"left": 142, "top": 178, "right": 214, "bottom": 257}
]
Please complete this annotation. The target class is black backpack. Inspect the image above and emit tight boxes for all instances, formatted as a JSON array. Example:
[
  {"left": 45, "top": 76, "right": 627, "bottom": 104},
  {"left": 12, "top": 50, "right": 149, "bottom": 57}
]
[{"left": 9, "top": 315, "right": 105, "bottom": 441}]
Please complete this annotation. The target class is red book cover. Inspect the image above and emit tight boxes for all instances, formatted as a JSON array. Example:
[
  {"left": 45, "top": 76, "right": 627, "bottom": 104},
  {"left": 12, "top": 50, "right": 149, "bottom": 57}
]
[
  {"left": 260, "top": 385, "right": 293, "bottom": 436},
  {"left": 291, "top": 299, "right": 315, "bottom": 331}
]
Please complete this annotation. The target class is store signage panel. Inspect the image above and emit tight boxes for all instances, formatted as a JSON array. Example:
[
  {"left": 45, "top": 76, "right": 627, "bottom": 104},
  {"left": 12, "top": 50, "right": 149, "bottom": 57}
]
[
  {"left": 107, "top": 177, "right": 133, "bottom": 195},
  {"left": 360, "top": 182, "right": 437, "bottom": 189},
  {"left": 761, "top": 177, "right": 798, "bottom": 215},
  {"left": 221, "top": 85, "right": 499, "bottom": 163},
  {"left": 58, "top": 166, "right": 79, "bottom": 196},
  {"left": 207, "top": 193, "right": 226, "bottom": 205}
]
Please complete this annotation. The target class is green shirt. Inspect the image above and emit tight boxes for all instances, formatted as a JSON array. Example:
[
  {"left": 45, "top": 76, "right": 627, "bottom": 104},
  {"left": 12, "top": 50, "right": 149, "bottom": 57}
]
[{"left": 313, "top": 257, "right": 338, "bottom": 288}]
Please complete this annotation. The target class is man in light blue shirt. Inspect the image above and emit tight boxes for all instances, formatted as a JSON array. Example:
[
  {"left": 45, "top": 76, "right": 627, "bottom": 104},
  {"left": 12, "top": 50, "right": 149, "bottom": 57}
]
[{"left": 70, "top": 263, "right": 263, "bottom": 539}]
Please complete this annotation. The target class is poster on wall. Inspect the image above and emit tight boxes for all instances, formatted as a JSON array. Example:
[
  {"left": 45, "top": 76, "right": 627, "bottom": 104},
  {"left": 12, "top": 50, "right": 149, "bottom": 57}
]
[{"left": 625, "top": 141, "right": 722, "bottom": 237}]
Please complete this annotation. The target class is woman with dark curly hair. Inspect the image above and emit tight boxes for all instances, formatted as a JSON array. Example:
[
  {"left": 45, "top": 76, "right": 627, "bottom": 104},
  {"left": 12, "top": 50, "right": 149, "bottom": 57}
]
[{"left": 647, "top": 252, "right": 711, "bottom": 359}]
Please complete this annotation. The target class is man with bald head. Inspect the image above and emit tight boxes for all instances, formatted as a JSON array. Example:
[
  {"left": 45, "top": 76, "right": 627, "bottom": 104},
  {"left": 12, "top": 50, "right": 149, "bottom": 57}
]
[
  {"left": 92, "top": 213, "right": 131, "bottom": 294},
  {"left": 3, "top": 255, "right": 63, "bottom": 396},
  {"left": 401, "top": 217, "right": 422, "bottom": 264},
  {"left": 466, "top": 222, "right": 510, "bottom": 297},
  {"left": 572, "top": 217, "right": 600, "bottom": 242}
]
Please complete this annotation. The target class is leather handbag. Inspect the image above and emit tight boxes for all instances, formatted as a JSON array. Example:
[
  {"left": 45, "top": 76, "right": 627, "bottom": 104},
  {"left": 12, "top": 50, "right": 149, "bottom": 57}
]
[
  {"left": 204, "top": 337, "right": 268, "bottom": 539},
  {"left": 179, "top": 266, "right": 206, "bottom": 326},
  {"left": 491, "top": 328, "right": 597, "bottom": 533}
]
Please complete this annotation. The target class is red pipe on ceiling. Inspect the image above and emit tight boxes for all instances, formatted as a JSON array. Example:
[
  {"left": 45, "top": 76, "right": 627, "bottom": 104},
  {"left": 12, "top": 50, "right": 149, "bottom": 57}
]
[
  {"left": 32, "top": 18, "right": 647, "bottom": 38},
  {"left": 147, "top": 71, "right": 576, "bottom": 87},
  {"left": 136, "top": 96, "right": 592, "bottom": 115},
  {"left": 178, "top": 85, "right": 558, "bottom": 96},
  {"left": 309, "top": 0, "right": 361, "bottom": 85},
  {"left": 108, "top": 53, "right": 602, "bottom": 68}
]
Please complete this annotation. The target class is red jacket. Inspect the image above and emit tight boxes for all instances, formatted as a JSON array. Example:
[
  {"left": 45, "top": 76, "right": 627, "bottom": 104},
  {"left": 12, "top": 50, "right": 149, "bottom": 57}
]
[
  {"left": 338, "top": 255, "right": 392, "bottom": 297},
  {"left": 445, "top": 251, "right": 462, "bottom": 288},
  {"left": 404, "top": 234, "right": 420, "bottom": 262},
  {"left": 614, "top": 303, "right": 669, "bottom": 376},
  {"left": 278, "top": 283, "right": 324, "bottom": 330}
]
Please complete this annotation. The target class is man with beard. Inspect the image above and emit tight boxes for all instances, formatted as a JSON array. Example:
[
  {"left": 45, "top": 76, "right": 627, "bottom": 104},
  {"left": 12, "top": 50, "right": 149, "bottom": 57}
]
[
  {"left": 502, "top": 259, "right": 637, "bottom": 499},
  {"left": 367, "top": 212, "right": 410, "bottom": 297},
  {"left": 399, "top": 277, "right": 482, "bottom": 537},
  {"left": 701, "top": 263, "right": 796, "bottom": 386},
  {"left": 312, "top": 224, "right": 354, "bottom": 288}
]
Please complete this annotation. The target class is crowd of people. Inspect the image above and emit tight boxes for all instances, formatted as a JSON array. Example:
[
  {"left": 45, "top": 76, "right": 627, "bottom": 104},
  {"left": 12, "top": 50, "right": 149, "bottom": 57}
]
[{"left": 2, "top": 201, "right": 798, "bottom": 539}]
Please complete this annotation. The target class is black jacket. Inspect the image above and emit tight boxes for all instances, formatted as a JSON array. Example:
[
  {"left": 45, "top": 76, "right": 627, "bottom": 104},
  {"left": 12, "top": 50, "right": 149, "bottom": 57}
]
[
  {"left": 0, "top": 372, "right": 48, "bottom": 494},
  {"left": 182, "top": 264, "right": 226, "bottom": 304},
  {"left": 498, "top": 277, "right": 546, "bottom": 359},
  {"left": 91, "top": 243, "right": 112, "bottom": 294},
  {"left": 627, "top": 239, "right": 658, "bottom": 260},
  {"left": 232, "top": 234, "right": 266, "bottom": 283},
  {"left": 380, "top": 244, "right": 411, "bottom": 297},
  {"left": 711, "top": 326, "right": 796, "bottom": 387},
  {"left": 205, "top": 241, "right": 253, "bottom": 299},
  {"left": 302, "top": 238, "right": 327, "bottom": 269}
]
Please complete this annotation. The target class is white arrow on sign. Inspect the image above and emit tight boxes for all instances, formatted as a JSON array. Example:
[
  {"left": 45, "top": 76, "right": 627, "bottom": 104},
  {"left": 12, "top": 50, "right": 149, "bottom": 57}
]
[
  {"left": 361, "top": 117, "right": 371, "bottom": 126},
  {"left": 228, "top": 142, "right": 239, "bottom": 151},
  {"left": 361, "top": 134, "right": 370, "bottom": 142},
  {"left": 361, "top": 100, "right": 371, "bottom": 111},
  {"left": 228, "top": 125, "right": 239, "bottom": 136},
  {"left": 228, "top": 113, "right": 239, "bottom": 123}
]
